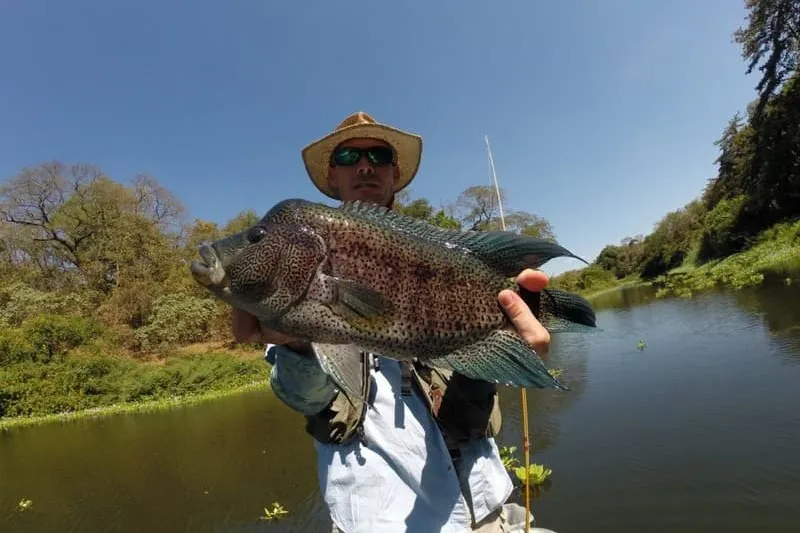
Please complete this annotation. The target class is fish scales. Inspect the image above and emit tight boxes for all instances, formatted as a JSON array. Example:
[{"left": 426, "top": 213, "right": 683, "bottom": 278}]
[
  {"left": 322, "top": 208, "right": 512, "bottom": 356},
  {"left": 264, "top": 200, "right": 512, "bottom": 359}
]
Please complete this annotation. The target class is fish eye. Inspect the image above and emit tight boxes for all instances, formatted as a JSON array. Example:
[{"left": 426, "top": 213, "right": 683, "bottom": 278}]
[{"left": 246, "top": 226, "right": 267, "bottom": 244}]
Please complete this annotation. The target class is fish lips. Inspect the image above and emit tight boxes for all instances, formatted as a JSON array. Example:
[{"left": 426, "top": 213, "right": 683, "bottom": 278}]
[{"left": 190, "top": 243, "right": 227, "bottom": 287}]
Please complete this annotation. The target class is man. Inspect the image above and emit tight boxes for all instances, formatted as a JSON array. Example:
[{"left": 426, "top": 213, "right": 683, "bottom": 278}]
[{"left": 233, "top": 112, "right": 556, "bottom": 533}]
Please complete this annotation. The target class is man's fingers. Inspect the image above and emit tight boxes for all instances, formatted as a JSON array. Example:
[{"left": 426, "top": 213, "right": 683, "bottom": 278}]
[
  {"left": 231, "top": 308, "right": 261, "bottom": 343},
  {"left": 498, "top": 289, "right": 551, "bottom": 355},
  {"left": 517, "top": 268, "right": 549, "bottom": 292}
]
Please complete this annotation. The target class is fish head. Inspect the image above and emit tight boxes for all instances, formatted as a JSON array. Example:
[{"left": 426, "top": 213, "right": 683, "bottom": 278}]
[{"left": 190, "top": 220, "right": 327, "bottom": 323}]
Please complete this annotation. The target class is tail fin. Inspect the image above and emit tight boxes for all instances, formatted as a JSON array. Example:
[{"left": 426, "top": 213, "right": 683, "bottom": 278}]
[{"left": 519, "top": 286, "right": 599, "bottom": 333}]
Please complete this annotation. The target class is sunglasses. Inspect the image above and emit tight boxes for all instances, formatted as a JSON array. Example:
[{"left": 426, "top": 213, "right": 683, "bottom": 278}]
[{"left": 331, "top": 146, "right": 394, "bottom": 166}]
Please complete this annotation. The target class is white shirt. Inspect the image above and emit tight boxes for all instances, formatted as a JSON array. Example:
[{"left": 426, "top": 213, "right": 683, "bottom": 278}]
[{"left": 310, "top": 355, "right": 513, "bottom": 533}]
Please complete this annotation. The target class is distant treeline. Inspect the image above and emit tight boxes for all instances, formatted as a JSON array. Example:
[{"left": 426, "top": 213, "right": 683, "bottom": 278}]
[{"left": 551, "top": 0, "right": 800, "bottom": 295}]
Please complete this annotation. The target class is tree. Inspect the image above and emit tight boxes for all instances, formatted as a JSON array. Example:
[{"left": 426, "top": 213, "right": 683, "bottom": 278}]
[
  {"left": 394, "top": 192, "right": 461, "bottom": 229},
  {"left": 449, "top": 185, "right": 556, "bottom": 240},
  {"left": 734, "top": 0, "right": 800, "bottom": 120},
  {"left": 452, "top": 185, "right": 504, "bottom": 232},
  {"left": 496, "top": 211, "right": 555, "bottom": 241}
]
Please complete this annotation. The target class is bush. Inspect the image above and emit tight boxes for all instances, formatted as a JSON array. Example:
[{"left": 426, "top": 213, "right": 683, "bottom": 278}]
[
  {"left": 21, "top": 314, "right": 102, "bottom": 363},
  {"left": 133, "top": 293, "right": 217, "bottom": 352},
  {"left": 0, "top": 328, "right": 35, "bottom": 366},
  {"left": 0, "top": 282, "right": 95, "bottom": 328},
  {"left": 698, "top": 195, "right": 748, "bottom": 261},
  {"left": 551, "top": 264, "right": 618, "bottom": 294},
  {"left": 0, "top": 353, "right": 266, "bottom": 418}
]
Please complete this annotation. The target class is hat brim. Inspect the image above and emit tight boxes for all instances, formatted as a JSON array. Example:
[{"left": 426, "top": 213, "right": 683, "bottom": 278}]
[{"left": 302, "top": 123, "right": 422, "bottom": 200}]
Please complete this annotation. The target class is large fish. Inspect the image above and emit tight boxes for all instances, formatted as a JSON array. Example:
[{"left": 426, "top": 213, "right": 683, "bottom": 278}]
[{"left": 190, "top": 199, "right": 597, "bottom": 406}]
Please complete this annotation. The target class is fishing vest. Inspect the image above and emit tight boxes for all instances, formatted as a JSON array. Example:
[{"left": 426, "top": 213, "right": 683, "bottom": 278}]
[{"left": 303, "top": 353, "right": 502, "bottom": 451}]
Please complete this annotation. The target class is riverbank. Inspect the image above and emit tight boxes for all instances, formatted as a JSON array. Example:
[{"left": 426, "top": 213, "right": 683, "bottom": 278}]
[
  {"left": 651, "top": 218, "right": 800, "bottom": 299},
  {"left": 582, "top": 277, "right": 648, "bottom": 301},
  {"left": 571, "top": 218, "right": 800, "bottom": 302},
  {"left": 0, "top": 378, "right": 269, "bottom": 431},
  {"left": 0, "top": 344, "right": 271, "bottom": 431}
]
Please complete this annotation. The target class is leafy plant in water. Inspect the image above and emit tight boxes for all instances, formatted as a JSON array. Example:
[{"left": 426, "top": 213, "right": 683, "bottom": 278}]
[
  {"left": 498, "top": 445, "right": 519, "bottom": 471},
  {"left": 258, "top": 502, "right": 288, "bottom": 521},
  {"left": 514, "top": 464, "right": 553, "bottom": 486},
  {"left": 498, "top": 444, "right": 553, "bottom": 487}
]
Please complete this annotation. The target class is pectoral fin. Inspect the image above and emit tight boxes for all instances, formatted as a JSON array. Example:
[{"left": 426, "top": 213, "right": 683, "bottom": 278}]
[
  {"left": 312, "top": 342, "right": 373, "bottom": 409},
  {"left": 321, "top": 274, "right": 394, "bottom": 329}
]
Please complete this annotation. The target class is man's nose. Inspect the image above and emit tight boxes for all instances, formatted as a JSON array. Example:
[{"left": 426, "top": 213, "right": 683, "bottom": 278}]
[{"left": 355, "top": 158, "right": 374, "bottom": 174}]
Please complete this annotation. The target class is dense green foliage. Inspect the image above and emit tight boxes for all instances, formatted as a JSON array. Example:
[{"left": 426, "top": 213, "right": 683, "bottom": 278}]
[
  {"left": 553, "top": 0, "right": 800, "bottom": 297},
  {"left": 0, "top": 353, "right": 266, "bottom": 419}
]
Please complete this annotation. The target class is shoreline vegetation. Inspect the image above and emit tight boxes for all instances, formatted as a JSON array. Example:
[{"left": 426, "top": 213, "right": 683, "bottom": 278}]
[
  {"left": 2, "top": 0, "right": 799, "bottom": 428},
  {"left": 0, "top": 374, "right": 269, "bottom": 431},
  {"left": 0, "top": 341, "right": 271, "bottom": 431},
  {"left": 566, "top": 217, "right": 800, "bottom": 303}
]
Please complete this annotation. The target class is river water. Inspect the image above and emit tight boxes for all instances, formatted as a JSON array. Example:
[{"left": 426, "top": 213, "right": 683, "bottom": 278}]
[{"left": 2, "top": 279, "right": 799, "bottom": 532}]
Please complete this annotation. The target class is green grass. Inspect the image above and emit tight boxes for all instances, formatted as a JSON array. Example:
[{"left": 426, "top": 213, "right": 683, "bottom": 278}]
[
  {"left": 653, "top": 218, "right": 800, "bottom": 298},
  {"left": 0, "top": 350, "right": 270, "bottom": 430}
]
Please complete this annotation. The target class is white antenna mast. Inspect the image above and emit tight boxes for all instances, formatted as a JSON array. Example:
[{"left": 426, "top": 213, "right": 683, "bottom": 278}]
[{"left": 484, "top": 134, "right": 506, "bottom": 231}]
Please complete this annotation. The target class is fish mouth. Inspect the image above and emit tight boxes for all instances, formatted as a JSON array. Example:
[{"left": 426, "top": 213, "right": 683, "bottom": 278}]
[{"left": 190, "top": 243, "right": 227, "bottom": 287}]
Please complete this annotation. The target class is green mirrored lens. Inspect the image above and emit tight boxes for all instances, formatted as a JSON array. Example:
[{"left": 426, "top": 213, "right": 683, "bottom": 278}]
[
  {"left": 366, "top": 147, "right": 393, "bottom": 165},
  {"left": 333, "top": 148, "right": 361, "bottom": 165}
]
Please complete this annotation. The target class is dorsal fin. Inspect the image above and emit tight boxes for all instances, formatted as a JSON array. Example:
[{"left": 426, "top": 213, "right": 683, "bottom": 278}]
[{"left": 339, "top": 200, "right": 588, "bottom": 276}]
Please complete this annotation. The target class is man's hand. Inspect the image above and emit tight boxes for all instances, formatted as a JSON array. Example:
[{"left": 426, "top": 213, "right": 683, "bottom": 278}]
[
  {"left": 231, "top": 309, "right": 313, "bottom": 356},
  {"left": 498, "top": 269, "right": 551, "bottom": 356}
]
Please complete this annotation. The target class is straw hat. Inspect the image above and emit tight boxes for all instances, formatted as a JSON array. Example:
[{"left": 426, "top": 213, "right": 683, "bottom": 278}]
[{"left": 301, "top": 111, "right": 423, "bottom": 200}]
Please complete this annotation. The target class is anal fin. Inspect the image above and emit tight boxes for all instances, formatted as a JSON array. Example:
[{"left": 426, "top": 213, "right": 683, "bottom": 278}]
[{"left": 427, "top": 329, "right": 568, "bottom": 390}]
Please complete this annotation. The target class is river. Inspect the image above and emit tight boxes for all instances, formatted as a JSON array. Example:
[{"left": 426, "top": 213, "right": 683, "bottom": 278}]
[{"left": 2, "top": 279, "right": 799, "bottom": 533}]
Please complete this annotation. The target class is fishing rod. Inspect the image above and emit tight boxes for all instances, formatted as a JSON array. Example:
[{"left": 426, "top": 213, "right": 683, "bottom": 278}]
[{"left": 485, "top": 134, "right": 532, "bottom": 533}]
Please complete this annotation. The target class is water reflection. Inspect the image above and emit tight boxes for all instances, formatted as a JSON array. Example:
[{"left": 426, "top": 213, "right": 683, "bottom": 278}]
[
  {"left": 497, "top": 332, "right": 593, "bottom": 456},
  {"left": 731, "top": 278, "right": 800, "bottom": 361},
  {"left": 1, "top": 389, "right": 331, "bottom": 533}
]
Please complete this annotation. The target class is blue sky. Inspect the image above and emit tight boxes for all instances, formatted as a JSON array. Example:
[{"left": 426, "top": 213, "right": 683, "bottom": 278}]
[{"left": 0, "top": 0, "right": 757, "bottom": 276}]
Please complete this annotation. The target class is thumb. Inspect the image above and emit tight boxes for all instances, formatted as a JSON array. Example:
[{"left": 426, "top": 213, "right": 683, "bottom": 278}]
[{"left": 498, "top": 289, "right": 550, "bottom": 355}]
